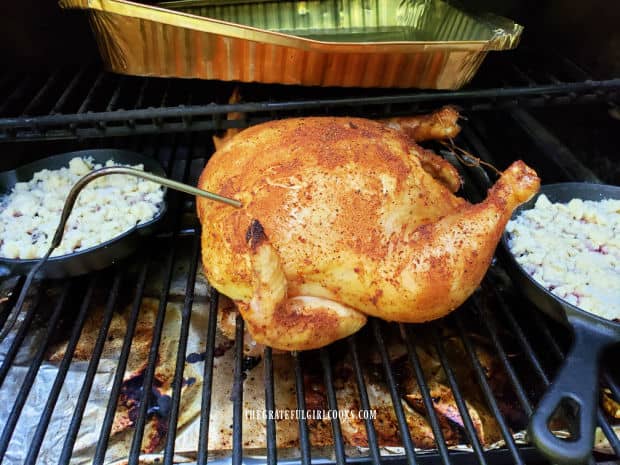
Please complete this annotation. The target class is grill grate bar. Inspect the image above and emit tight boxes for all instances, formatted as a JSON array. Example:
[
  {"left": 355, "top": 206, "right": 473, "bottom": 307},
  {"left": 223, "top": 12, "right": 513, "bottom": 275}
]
[
  {"left": 128, "top": 239, "right": 179, "bottom": 464},
  {"left": 444, "top": 151, "right": 488, "bottom": 200},
  {"left": 509, "top": 64, "right": 536, "bottom": 87},
  {"left": 603, "top": 373, "right": 620, "bottom": 404},
  {"left": 0, "top": 56, "right": 612, "bottom": 141},
  {"left": 3, "top": 92, "right": 619, "bottom": 141},
  {"left": 0, "top": 288, "right": 42, "bottom": 387},
  {"left": 453, "top": 313, "right": 525, "bottom": 465},
  {"left": 348, "top": 335, "right": 381, "bottom": 464},
  {"left": 127, "top": 79, "right": 150, "bottom": 128},
  {"left": 319, "top": 348, "right": 346, "bottom": 465},
  {"left": 154, "top": 82, "right": 172, "bottom": 128},
  {"left": 197, "top": 292, "right": 220, "bottom": 465},
  {"left": 51, "top": 66, "right": 88, "bottom": 114},
  {"left": 400, "top": 324, "right": 452, "bottom": 465},
  {"left": 472, "top": 295, "right": 533, "bottom": 416},
  {"left": 4, "top": 121, "right": 227, "bottom": 141},
  {"left": 0, "top": 283, "right": 69, "bottom": 462},
  {"left": 488, "top": 285, "right": 550, "bottom": 385},
  {"left": 77, "top": 72, "right": 106, "bottom": 114},
  {"left": 182, "top": 88, "right": 194, "bottom": 127},
  {"left": 231, "top": 314, "right": 245, "bottom": 465},
  {"left": 124, "top": 140, "right": 178, "bottom": 463},
  {"left": 160, "top": 81, "right": 171, "bottom": 108},
  {"left": 560, "top": 57, "right": 592, "bottom": 81},
  {"left": 22, "top": 69, "right": 62, "bottom": 116},
  {"left": 458, "top": 126, "right": 498, "bottom": 174},
  {"left": 0, "top": 277, "right": 26, "bottom": 329},
  {"left": 442, "top": 149, "right": 484, "bottom": 202},
  {"left": 526, "top": 308, "right": 564, "bottom": 362},
  {"left": 0, "top": 74, "right": 34, "bottom": 116},
  {"left": 18, "top": 277, "right": 96, "bottom": 465},
  {"left": 47, "top": 273, "right": 121, "bottom": 465},
  {"left": 432, "top": 325, "right": 488, "bottom": 465},
  {"left": 127, "top": 135, "right": 178, "bottom": 461},
  {"left": 91, "top": 261, "right": 150, "bottom": 465},
  {"left": 158, "top": 136, "right": 200, "bottom": 462},
  {"left": 371, "top": 320, "right": 417, "bottom": 465},
  {"left": 508, "top": 107, "right": 600, "bottom": 182},
  {"left": 134, "top": 80, "right": 150, "bottom": 110},
  {"left": 163, "top": 234, "right": 202, "bottom": 465},
  {"left": 1, "top": 80, "right": 619, "bottom": 129},
  {"left": 544, "top": 72, "right": 563, "bottom": 85},
  {"left": 106, "top": 76, "right": 125, "bottom": 112},
  {"left": 264, "top": 346, "right": 278, "bottom": 465},
  {"left": 293, "top": 351, "right": 312, "bottom": 465},
  {"left": 597, "top": 411, "right": 620, "bottom": 457}
]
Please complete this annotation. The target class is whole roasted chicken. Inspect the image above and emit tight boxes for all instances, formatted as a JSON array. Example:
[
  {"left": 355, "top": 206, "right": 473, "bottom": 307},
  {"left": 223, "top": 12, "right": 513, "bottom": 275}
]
[{"left": 197, "top": 108, "right": 540, "bottom": 351}]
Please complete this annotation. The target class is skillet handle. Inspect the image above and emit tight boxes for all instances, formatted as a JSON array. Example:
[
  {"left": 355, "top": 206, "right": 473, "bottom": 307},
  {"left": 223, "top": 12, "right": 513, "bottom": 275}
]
[{"left": 528, "top": 318, "right": 617, "bottom": 465}]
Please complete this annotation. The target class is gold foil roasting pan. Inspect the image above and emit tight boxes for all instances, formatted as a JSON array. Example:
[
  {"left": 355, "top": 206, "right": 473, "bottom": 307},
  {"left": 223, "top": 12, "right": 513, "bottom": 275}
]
[{"left": 59, "top": 0, "right": 523, "bottom": 89}]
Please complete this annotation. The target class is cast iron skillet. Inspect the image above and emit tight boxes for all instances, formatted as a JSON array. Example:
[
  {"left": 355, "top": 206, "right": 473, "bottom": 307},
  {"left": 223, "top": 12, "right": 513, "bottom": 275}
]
[
  {"left": 501, "top": 182, "right": 620, "bottom": 465},
  {"left": 0, "top": 149, "right": 168, "bottom": 279}
]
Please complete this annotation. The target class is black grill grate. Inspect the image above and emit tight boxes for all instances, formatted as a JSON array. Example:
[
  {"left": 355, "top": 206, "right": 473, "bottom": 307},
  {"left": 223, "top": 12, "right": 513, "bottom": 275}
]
[
  {"left": 0, "top": 67, "right": 619, "bottom": 465},
  {"left": 0, "top": 49, "right": 619, "bottom": 142}
]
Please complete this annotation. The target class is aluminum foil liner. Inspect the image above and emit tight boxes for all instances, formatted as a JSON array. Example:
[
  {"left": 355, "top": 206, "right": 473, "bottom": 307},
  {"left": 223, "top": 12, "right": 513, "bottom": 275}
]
[
  {"left": 59, "top": 0, "right": 522, "bottom": 89},
  {"left": 2, "top": 261, "right": 619, "bottom": 465}
]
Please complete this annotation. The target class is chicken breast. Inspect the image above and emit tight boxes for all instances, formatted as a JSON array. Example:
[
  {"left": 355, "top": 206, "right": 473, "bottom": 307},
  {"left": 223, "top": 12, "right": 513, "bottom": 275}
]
[{"left": 197, "top": 116, "right": 540, "bottom": 351}]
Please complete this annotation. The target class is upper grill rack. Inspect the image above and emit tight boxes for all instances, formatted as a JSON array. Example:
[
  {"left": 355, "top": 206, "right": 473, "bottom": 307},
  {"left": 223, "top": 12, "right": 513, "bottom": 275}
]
[
  {"left": 0, "top": 49, "right": 619, "bottom": 142},
  {"left": 0, "top": 108, "right": 619, "bottom": 465}
]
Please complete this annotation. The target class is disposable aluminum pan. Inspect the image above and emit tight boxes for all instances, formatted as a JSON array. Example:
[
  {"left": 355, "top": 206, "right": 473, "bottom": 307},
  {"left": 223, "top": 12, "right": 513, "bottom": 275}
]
[{"left": 59, "top": 0, "right": 522, "bottom": 89}]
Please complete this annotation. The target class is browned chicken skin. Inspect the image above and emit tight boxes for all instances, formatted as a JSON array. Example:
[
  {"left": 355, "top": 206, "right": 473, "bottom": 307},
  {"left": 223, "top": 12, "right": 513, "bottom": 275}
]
[{"left": 198, "top": 115, "right": 540, "bottom": 351}]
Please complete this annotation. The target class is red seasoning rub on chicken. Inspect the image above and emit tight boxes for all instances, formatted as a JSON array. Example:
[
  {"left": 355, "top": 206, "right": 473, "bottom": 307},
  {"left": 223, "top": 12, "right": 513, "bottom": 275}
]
[{"left": 197, "top": 112, "right": 540, "bottom": 351}]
